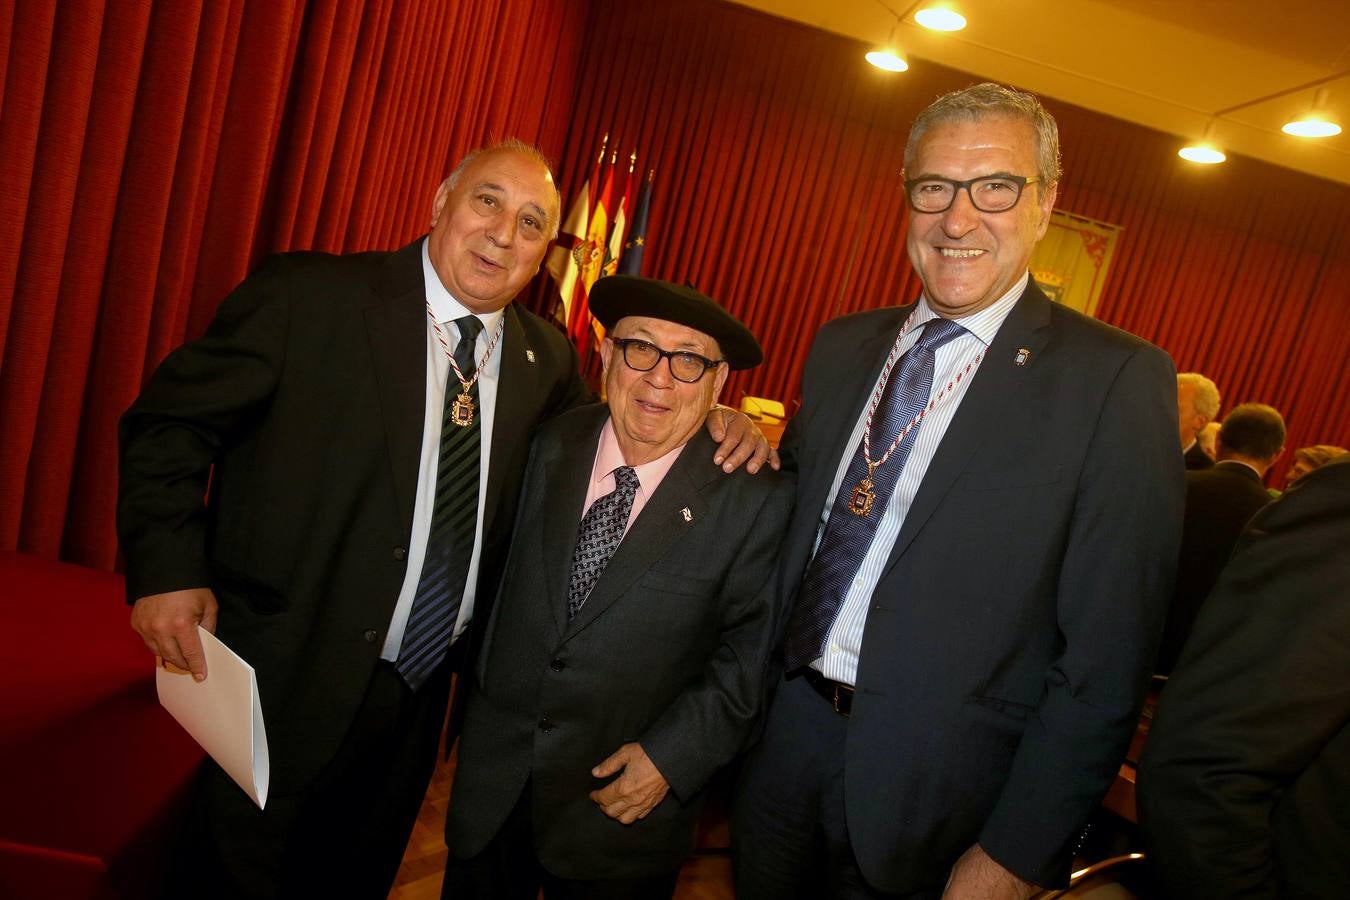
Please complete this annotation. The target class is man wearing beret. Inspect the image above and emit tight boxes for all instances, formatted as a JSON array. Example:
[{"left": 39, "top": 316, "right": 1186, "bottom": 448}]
[{"left": 442, "top": 276, "right": 795, "bottom": 898}]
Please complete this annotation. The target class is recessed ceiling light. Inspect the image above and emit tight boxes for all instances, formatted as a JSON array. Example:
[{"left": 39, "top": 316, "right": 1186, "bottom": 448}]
[
  {"left": 1282, "top": 117, "right": 1342, "bottom": 138},
  {"left": 1178, "top": 144, "right": 1226, "bottom": 165},
  {"left": 915, "top": 7, "right": 967, "bottom": 32},
  {"left": 865, "top": 49, "right": 909, "bottom": 72}
]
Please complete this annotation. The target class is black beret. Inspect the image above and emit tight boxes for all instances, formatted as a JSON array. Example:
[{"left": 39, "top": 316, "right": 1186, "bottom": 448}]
[{"left": 589, "top": 275, "right": 763, "bottom": 370}]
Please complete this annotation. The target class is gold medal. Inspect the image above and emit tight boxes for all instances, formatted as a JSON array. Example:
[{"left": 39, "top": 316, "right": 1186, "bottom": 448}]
[
  {"left": 450, "top": 391, "right": 475, "bottom": 427},
  {"left": 849, "top": 462, "right": 879, "bottom": 517}
]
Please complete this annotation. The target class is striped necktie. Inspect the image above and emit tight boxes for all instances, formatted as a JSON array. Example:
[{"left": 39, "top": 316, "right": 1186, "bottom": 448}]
[
  {"left": 396, "top": 315, "right": 484, "bottom": 690},
  {"left": 783, "top": 317, "right": 967, "bottom": 672}
]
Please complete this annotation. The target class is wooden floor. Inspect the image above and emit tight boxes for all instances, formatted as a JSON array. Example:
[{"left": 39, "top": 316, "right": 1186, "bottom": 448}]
[{"left": 387, "top": 730, "right": 735, "bottom": 900}]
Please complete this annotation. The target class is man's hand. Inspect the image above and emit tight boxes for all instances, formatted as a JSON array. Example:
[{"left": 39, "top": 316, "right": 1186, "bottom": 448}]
[
  {"left": 706, "top": 405, "right": 780, "bottom": 474},
  {"left": 130, "top": 588, "right": 219, "bottom": 681},
  {"left": 943, "top": 843, "right": 1039, "bottom": 900},
  {"left": 588, "top": 742, "right": 670, "bottom": 824}
]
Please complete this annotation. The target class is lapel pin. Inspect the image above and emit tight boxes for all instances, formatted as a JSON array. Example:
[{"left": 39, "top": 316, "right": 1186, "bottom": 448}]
[
  {"left": 525, "top": 349, "right": 536, "bottom": 364},
  {"left": 680, "top": 507, "right": 693, "bottom": 523},
  {"left": 1014, "top": 348, "right": 1031, "bottom": 367}
]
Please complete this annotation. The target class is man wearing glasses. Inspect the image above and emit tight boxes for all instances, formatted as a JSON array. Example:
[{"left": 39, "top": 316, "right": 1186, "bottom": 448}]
[
  {"left": 734, "top": 83, "right": 1183, "bottom": 898},
  {"left": 442, "top": 276, "right": 793, "bottom": 898}
]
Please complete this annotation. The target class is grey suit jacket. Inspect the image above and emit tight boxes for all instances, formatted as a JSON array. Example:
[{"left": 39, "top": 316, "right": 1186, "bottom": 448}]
[
  {"left": 776, "top": 280, "right": 1184, "bottom": 892},
  {"left": 446, "top": 404, "right": 794, "bottom": 878}
]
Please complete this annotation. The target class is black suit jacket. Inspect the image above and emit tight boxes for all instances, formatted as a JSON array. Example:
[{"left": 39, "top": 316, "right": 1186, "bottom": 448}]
[
  {"left": 1155, "top": 461, "right": 1272, "bottom": 674},
  {"left": 117, "top": 240, "right": 589, "bottom": 792},
  {"left": 775, "top": 281, "right": 1184, "bottom": 892},
  {"left": 445, "top": 405, "right": 794, "bottom": 878},
  {"left": 1139, "top": 458, "right": 1350, "bottom": 899},
  {"left": 1184, "top": 440, "right": 1214, "bottom": 470}
]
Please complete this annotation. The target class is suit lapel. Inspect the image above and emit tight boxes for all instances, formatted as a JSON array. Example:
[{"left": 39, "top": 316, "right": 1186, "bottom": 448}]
[
  {"left": 880, "top": 281, "right": 1054, "bottom": 578},
  {"left": 363, "top": 241, "right": 429, "bottom": 531},
  {"left": 483, "top": 305, "right": 536, "bottom": 541},
  {"left": 540, "top": 408, "right": 609, "bottom": 637},
  {"left": 564, "top": 430, "right": 717, "bottom": 638}
]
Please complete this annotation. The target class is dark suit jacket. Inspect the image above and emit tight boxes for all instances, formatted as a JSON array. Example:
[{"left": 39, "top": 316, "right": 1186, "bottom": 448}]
[
  {"left": 1155, "top": 461, "right": 1272, "bottom": 674},
  {"left": 445, "top": 405, "right": 794, "bottom": 878},
  {"left": 1139, "top": 457, "right": 1350, "bottom": 899},
  {"left": 775, "top": 281, "right": 1184, "bottom": 892},
  {"left": 1184, "top": 440, "right": 1214, "bottom": 470},
  {"left": 117, "top": 240, "right": 589, "bottom": 793}
]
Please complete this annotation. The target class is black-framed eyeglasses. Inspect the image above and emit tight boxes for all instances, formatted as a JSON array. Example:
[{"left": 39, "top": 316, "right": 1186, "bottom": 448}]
[
  {"left": 611, "top": 338, "right": 724, "bottom": 383},
  {"left": 904, "top": 174, "right": 1041, "bottom": 213}
]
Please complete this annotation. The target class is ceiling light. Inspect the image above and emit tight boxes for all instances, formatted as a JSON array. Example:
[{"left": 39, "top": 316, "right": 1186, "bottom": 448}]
[
  {"left": 1282, "top": 117, "right": 1342, "bottom": 137},
  {"left": 866, "top": 48, "right": 909, "bottom": 72},
  {"left": 914, "top": 7, "right": 967, "bottom": 31},
  {"left": 1282, "top": 89, "right": 1341, "bottom": 137},
  {"left": 1178, "top": 145, "right": 1226, "bottom": 164}
]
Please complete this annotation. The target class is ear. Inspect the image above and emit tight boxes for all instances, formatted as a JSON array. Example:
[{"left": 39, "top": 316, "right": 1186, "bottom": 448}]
[
  {"left": 429, "top": 179, "right": 451, "bottom": 229},
  {"left": 1035, "top": 181, "right": 1059, "bottom": 239},
  {"left": 599, "top": 337, "right": 614, "bottom": 376},
  {"left": 709, "top": 362, "right": 730, "bottom": 407}
]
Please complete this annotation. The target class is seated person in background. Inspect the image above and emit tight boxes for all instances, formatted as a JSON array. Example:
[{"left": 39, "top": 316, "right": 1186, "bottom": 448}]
[
  {"left": 1177, "top": 372, "right": 1221, "bottom": 470},
  {"left": 1155, "top": 402, "right": 1285, "bottom": 675},
  {"left": 1139, "top": 457, "right": 1350, "bottom": 899},
  {"left": 442, "top": 276, "right": 794, "bottom": 900},
  {"left": 1285, "top": 443, "right": 1348, "bottom": 488},
  {"left": 1196, "top": 420, "right": 1220, "bottom": 461}
]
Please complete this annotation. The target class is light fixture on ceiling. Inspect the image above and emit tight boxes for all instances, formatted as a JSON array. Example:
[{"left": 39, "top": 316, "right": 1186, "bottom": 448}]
[
  {"left": 914, "top": 6, "right": 967, "bottom": 32},
  {"left": 865, "top": 3, "right": 909, "bottom": 73},
  {"left": 1282, "top": 88, "right": 1342, "bottom": 137},
  {"left": 1179, "top": 122, "right": 1226, "bottom": 165}
]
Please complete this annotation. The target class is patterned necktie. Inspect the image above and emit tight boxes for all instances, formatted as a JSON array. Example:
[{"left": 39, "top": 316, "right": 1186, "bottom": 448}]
[
  {"left": 396, "top": 315, "right": 484, "bottom": 690},
  {"left": 783, "top": 317, "right": 968, "bottom": 671},
  {"left": 567, "top": 466, "right": 640, "bottom": 620}
]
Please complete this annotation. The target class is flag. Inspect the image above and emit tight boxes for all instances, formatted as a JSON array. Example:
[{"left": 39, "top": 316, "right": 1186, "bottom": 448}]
[
  {"left": 570, "top": 151, "right": 616, "bottom": 357},
  {"left": 618, "top": 168, "right": 654, "bottom": 277},
  {"left": 544, "top": 180, "right": 589, "bottom": 327}
]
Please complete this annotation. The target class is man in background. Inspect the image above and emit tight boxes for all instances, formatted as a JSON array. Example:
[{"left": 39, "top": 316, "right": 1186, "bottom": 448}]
[
  {"left": 1140, "top": 457, "right": 1350, "bottom": 899},
  {"left": 1156, "top": 402, "right": 1285, "bottom": 675},
  {"left": 118, "top": 141, "right": 769, "bottom": 898},
  {"left": 734, "top": 83, "right": 1182, "bottom": 899},
  {"left": 1177, "top": 372, "right": 1221, "bottom": 470}
]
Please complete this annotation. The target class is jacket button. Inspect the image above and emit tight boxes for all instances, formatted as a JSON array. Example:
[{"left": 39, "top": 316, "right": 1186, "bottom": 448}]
[
  {"left": 538, "top": 717, "right": 554, "bottom": 733},
  {"left": 363, "top": 629, "right": 379, "bottom": 643},
  {"left": 393, "top": 547, "right": 407, "bottom": 561},
  {"left": 550, "top": 658, "right": 565, "bottom": 672}
]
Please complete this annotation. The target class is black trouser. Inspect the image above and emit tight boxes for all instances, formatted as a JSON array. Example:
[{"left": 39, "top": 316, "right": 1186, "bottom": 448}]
[
  {"left": 168, "top": 659, "right": 453, "bottom": 900},
  {"left": 441, "top": 781, "right": 680, "bottom": 900}
]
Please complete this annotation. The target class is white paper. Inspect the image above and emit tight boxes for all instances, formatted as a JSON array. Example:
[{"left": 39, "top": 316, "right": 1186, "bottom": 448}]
[{"left": 156, "top": 626, "right": 270, "bottom": 809}]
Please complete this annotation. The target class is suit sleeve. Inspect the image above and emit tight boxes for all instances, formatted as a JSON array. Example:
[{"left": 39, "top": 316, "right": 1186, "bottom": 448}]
[
  {"left": 978, "top": 343, "right": 1184, "bottom": 886},
  {"left": 117, "top": 257, "right": 291, "bottom": 602},
  {"left": 1138, "top": 465, "right": 1350, "bottom": 899},
  {"left": 637, "top": 474, "right": 796, "bottom": 802}
]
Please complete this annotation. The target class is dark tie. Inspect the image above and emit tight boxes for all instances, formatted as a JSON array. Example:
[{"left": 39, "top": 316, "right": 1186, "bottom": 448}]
[
  {"left": 783, "top": 317, "right": 968, "bottom": 671},
  {"left": 567, "top": 466, "right": 640, "bottom": 620},
  {"left": 396, "top": 315, "right": 484, "bottom": 690}
]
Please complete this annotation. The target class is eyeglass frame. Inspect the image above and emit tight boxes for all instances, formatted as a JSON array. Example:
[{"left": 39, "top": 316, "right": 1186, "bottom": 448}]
[
  {"left": 903, "top": 173, "right": 1042, "bottom": 214},
  {"left": 609, "top": 337, "right": 725, "bottom": 383}
]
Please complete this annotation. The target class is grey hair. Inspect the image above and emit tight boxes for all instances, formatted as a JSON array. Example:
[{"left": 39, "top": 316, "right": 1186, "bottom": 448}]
[
  {"left": 1177, "top": 372, "right": 1221, "bottom": 422},
  {"left": 445, "top": 138, "right": 562, "bottom": 240},
  {"left": 904, "top": 82, "right": 1063, "bottom": 187}
]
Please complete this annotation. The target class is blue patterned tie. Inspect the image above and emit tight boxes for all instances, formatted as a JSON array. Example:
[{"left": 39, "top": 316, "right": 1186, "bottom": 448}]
[
  {"left": 783, "top": 317, "right": 967, "bottom": 671},
  {"left": 396, "top": 315, "right": 483, "bottom": 690},
  {"left": 568, "top": 466, "right": 640, "bottom": 620}
]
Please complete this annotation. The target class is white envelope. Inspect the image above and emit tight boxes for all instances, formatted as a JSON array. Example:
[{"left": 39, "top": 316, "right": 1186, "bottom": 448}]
[{"left": 156, "top": 626, "right": 270, "bottom": 809}]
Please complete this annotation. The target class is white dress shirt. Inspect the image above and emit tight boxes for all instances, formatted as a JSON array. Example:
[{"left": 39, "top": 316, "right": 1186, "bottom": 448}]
[
  {"left": 812, "top": 273, "right": 1028, "bottom": 685},
  {"left": 381, "top": 239, "right": 503, "bottom": 661}
]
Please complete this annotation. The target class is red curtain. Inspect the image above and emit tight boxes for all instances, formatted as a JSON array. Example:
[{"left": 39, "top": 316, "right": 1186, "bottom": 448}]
[
  {"left": 0, "top": 0, "right": 588, "bottom": 569},
  {"left": 534, "top": 0, "right": 1348, "bottom": 458}
]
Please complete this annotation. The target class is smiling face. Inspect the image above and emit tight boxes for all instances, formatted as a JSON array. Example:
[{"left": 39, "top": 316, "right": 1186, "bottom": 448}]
[
  {"left": 601, "top": 316, "right": 728, "bottom": 466},
  {"left": 426, "top": 147, "right": 558, "bottom": 313},
  {"left": 904, "top": 116, "right": 1057, "bottom": 319}
]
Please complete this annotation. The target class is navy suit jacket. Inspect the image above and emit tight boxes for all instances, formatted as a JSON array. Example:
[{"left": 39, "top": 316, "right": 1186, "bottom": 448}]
[{"left": 776, "top": 280, "right": 1184, "bottom": 892}]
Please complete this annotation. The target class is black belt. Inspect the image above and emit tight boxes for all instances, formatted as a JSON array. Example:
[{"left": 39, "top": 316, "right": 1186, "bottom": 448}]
[{"left": 803, "top": 669, "right": 855, "bottom": 716}]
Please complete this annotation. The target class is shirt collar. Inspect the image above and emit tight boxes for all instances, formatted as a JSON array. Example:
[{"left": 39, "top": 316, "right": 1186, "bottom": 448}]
[
  {"left": 592, "top": 418, "right": 686, "bottom": 500},
  {"left": 915, "top": 271, "right": 1028, "bottom": 347},
  {"left": 421, "top": 238, "right": 504, "bottom": 335}
]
